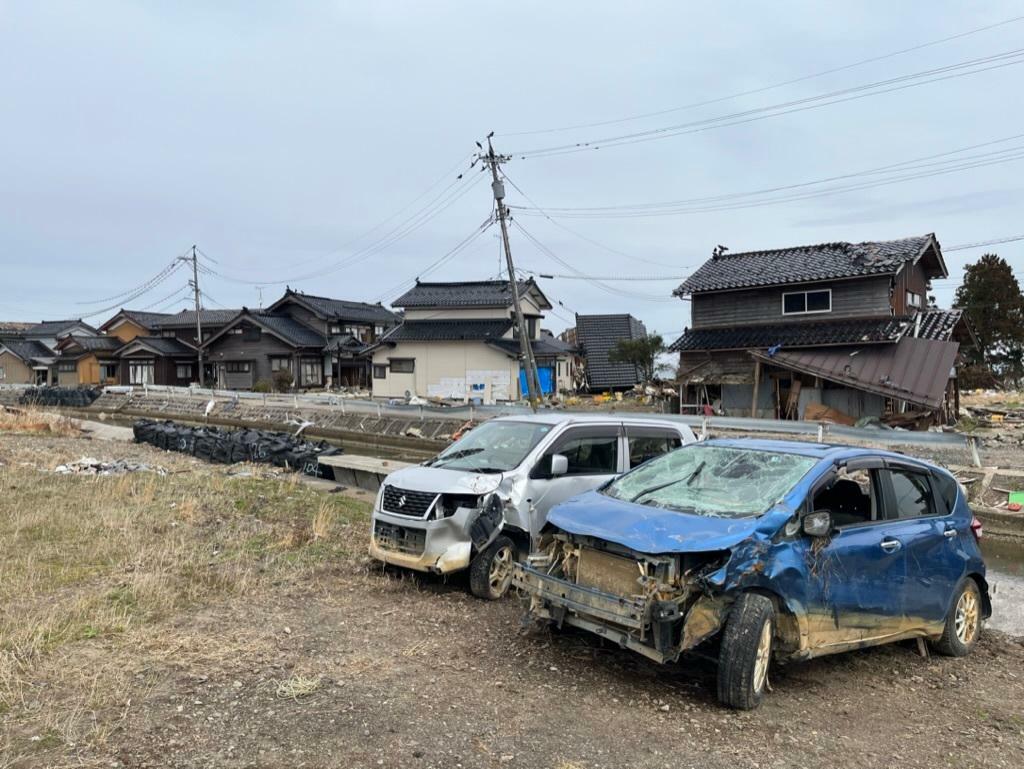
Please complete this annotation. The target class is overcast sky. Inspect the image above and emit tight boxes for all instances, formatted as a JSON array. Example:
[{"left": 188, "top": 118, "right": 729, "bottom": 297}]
[{"left": 2, "top": 1, "right": 1022, "bottom": 340}]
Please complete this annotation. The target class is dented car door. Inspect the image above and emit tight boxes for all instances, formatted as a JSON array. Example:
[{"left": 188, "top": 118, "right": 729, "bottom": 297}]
[{"left": 524, "top": 424, "right": 623, "bottom": 541}]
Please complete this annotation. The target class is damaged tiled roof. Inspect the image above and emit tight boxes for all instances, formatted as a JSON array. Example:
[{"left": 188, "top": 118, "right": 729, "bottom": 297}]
[
  {"left": 675, "top": 234, "right": 940, "bottom": 295},
  {"left": 669, "top": 317, "right": 908, "bottom": 352},
  {"left": 575, "top": 314, "right": 647, "bottom": 389},
  {"left": 380, "top": 319, "right": 513, "bottom": 342},
  {"left": 392, "top": 280, "right": 548, "bottom": 309},
  {"left": 486, "top": 336, "right": 576, "bottom": 358},
  {"left": 669, "top": 309, "right": 964, "bottom": 353}
]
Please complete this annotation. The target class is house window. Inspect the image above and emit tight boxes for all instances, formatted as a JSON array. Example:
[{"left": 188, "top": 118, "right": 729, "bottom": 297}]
[
  {"left": 243, "top": 326, "right": 261, "bottom": 342},
  {"left": 101, "top": 363, "right": 118, "bottom": 381},
  {"left": 58, "top": 361, "right": 77, "bottom": 372},
  {"left": 782, "top": 289, "right": 831, "bottom": 315},
  {"left": 176, "top": 364, "right": 193, "bottom": 380},
  {"left": 0, "top": 366, "right": 5, "bottom": 380},
  {"left": 229, "top": 327, "right": 244, "bottom": 335},
  {"left": 270, "top": 356, "right": 291, "bottom": 372},
  {"left": 300, "top": 359, "right": 322, "bottom": 385},
  {"left": 160, "top": 329, "right": 176, "bottom": 337},
  {"left": 329, "top": 324, "right": 341, "bottom": 335},
  {"left": 374, "top": 324, "right": 385, "bottom": 336},
  {"left": 225, "top": 361, "right": 251, "bottom": 373},
  {"left": 906, "top": 290, "right": 923, "bottom": 309},
  {"left": 390, "top": 358, "right": 415, "bottom": 374},
  {"left": 129, "top": 361, "right": 154, "bottom": 385},
  {"left": 527, "top": 317, "right": 538, "bottom": 338},
  {"left": 373, "top": 364, "right": 388, "bottom": 379}
]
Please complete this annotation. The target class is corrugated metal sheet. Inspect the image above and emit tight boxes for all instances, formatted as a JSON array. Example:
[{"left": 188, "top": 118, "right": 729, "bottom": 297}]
[{"left": 750, "top": 337, "right": 959, "bottom": 409}]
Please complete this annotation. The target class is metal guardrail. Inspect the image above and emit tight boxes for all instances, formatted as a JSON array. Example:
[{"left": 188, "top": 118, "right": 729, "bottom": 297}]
[{"left": 99, "top": 384, "right": 971, "bottom": 448}]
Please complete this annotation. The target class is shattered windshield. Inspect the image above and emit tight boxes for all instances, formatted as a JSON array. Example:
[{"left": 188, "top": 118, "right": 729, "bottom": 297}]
[
  {"left": 602, "top": 444, "right": 816, "bottom": 518},
  {"left": 427, "top": 420, "right": 553, "bottom": 473}
]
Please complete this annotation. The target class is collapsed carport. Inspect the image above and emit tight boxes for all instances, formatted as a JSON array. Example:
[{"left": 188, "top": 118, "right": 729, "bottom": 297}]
[{"left": 748, "top": 336, "right": 961, "bottom": 426}]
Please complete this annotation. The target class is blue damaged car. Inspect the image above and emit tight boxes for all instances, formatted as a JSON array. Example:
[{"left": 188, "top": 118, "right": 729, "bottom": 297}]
[{"left": 512, "top": 439, "right": 990, "bottom": 709}]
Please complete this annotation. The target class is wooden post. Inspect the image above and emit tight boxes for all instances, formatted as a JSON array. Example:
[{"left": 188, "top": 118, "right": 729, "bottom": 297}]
[{"left": 751, "top": 360, "right": 762, "bottom": 418}]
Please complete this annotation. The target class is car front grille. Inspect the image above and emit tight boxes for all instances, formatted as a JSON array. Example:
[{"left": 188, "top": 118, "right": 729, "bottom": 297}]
[
  {"left": 381, "top": 485, "right": 438, "bottom": 518},
  {"left": 374, "top": 520, "right": 427, "bottom": 555}
]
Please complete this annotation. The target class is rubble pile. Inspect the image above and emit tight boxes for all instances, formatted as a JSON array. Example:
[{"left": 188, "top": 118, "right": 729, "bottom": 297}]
[
  {"left": 18, "top": 386, "right": 101, "bottom": 408},
  {"left": 132, "top": 419, "right": 341, "bottom": 479},
  {"left": 55, "top": 457, "right": 167, "bottom": 476}
]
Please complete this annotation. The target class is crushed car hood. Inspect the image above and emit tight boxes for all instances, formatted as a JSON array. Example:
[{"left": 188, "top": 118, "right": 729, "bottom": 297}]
[
  {"left": 383, "top": 465, "right": 503, "bottom": 496},
  {"left": 548, "top": 491, "right": 773, "bottom": 554}
]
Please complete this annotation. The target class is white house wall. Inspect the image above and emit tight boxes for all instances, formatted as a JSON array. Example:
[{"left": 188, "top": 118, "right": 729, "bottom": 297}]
[{"left": 372, "top": 341, "right": 520, "bottom": 403}]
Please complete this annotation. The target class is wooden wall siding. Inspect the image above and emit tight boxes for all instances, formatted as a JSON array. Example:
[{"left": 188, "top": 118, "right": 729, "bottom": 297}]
[
  {"left": 690, "top": 277, "right": 892, "bottom": 328},
  {"left": 0, "top": 351, "right": 34, "bottom": 384},
  {"left": 680, "top": 350, "right": 755, "bottom": 377},
  {"left": 204, "top": 331, "right": 300, "bottom": 386},
  {"left": 891, "top": 263, "right": 929, "bottom": 315},
  {"left": 110, "top": 319, "right": 147, "bottom": 343}
]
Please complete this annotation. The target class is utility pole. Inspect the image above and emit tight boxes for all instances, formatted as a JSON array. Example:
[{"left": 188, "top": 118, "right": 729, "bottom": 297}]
[
  {"left": 482, "top": 135, "right": 543, "bottom": 411},
  {"left": 178, "top": 245, "right": 204, "bottom": 386}
]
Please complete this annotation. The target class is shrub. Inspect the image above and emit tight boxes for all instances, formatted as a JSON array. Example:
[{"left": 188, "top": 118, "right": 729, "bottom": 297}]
[
  {"left": 253, "top": 379, "right": 273, "bottom": 393},
  {"left": 272, "top": 368, "right": 294, "bottom": 392}
]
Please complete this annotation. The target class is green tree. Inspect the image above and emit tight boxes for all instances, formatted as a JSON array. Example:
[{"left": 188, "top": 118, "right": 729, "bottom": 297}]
[
  {"left": 954, "top": 253, "right": 1024, "bottom": 388},
  {"left": 607, "top": 334, "right": 666, "bottom": 388}
]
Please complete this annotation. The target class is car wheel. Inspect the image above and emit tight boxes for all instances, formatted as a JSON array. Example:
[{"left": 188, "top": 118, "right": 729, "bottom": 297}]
[
  {"left": 931, "top": 578, "right": 982, "bottom": 657},
  {"left": 717, "top": 593, "right": 774, "bottom": 710},
  {"left": 469, "top": 536, "right": 516, "bottom": 600}
]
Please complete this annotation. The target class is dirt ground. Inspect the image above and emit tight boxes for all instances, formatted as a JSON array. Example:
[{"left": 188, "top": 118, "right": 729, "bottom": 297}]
[{"left": 2, "top": 433, "right": 1024, "bottom": 769}]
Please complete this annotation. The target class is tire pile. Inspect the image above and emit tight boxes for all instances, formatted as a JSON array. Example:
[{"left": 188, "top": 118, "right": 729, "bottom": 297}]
[
  {"left": 132, "top": 419, "right": 341, "bottom": 479},
  {"left": 18, "top": 386, "right": 102, "bottom": 408}
]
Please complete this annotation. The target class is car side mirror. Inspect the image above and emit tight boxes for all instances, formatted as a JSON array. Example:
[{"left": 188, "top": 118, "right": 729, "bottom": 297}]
[
  {"left": 803, "top": 510, "right": 833, "bottom": 538},
  {"left": 549, "top": 454, "right": 569, "bottom": 477}
]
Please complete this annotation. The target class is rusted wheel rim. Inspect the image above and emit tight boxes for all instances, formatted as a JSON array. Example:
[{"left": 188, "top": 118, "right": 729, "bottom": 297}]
[
  {"left": 489, "top": 545, "right": 514, "bottom": 596},
  {"left": 955, "top": 588, "right": 979, "bottom": 644},
  {"left": 753, "top": 619, "right": 772, "bottom": 694}
]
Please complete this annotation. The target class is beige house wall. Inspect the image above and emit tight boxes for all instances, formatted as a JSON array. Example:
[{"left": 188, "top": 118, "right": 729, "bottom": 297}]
[
  {"left": 371, "top": 341, "right": 521, "bottom": 402},
  {"left": 0, "top": 351, "right": 34, "bottom": 384}
]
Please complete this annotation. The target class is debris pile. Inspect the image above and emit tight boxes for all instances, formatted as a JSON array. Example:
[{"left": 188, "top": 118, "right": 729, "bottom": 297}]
[
  {"left": 54, "top": 457, "right": 167, "bottom": 476},
  {"left": 132, "top": 419, "right": 341, "bottom": 478},
  {"left": 18, "top": 386, "right": 101, "bottom": 408}
]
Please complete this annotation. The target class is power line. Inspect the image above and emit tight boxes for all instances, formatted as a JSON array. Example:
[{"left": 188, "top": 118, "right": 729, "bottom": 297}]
[
  {"left": 500, "top": 15, "right": 1024, "bottom": 137},
  {"left": 523, "top": 269, "right": 688, "bottom": 281},
  {"left": 510, "top": 133, "right": 1024, "bottom": 215},
  {"left": 511, "top": 48, "right": 1024, "bottom": 158},
  {"left": 512, "top": 144, "right": 1024, "bottom": 218},
  {"left": 80, "top": 260, "right": 189, "bottom": 320},
  {"left": 75, "top": 255, "right": 185, "bottom": 305},
  {"left": 512, "top": 220, "right": 677, "bottom": 303},
  {"left": 945, "top": 234, "right": 1024, "bottom": 252}
]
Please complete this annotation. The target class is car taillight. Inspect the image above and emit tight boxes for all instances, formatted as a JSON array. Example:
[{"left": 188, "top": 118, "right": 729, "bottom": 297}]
[{"left": 970, "top": 515, "right": 983, "bottom": 541}]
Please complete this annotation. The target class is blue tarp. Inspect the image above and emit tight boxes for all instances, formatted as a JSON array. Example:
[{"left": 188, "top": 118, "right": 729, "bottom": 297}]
[{"left": 520, "top": 366, "right": 555, "bottom": 396}]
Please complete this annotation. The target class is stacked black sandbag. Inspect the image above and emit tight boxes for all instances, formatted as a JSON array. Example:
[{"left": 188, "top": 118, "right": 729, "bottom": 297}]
[
  {"left": 19, "top": 386, "right": 101, "bottom": 408},
  {"left": 131, "top": 418, "right": 340, "bottom": 479}
]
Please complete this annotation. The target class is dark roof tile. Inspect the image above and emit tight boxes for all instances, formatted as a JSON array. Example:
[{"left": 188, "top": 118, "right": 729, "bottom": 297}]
[
  {"left": 392, "top": 279, "right": 549, "bottom": 309},
  {"left": 676, "top": 235, "right": 941, "bottom": 295},
  {"left": 381, "top": 319, "right": 513, "bottom": 342},
  {"left": 575, "top": 314, "right": 647, "bottom": 389}
]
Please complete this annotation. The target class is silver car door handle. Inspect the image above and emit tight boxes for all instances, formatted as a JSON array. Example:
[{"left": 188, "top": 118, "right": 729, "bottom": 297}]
[
  {"left": 880, "top": 539, "right": 902, "bottom": 553},
  {"left": 943, "top": 528, "right": 958, "bottom": 538}
]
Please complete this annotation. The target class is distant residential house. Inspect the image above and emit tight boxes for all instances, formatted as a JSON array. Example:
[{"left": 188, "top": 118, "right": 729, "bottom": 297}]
[
  {"left": 99, "top": 308, "right": 241, "bottom": 384},
  {"left": 53, "top": 335, "right": 123, "bottom": 386},
  {"left": 371, "top": 279, "right": 575, "bottom": 403},
  {"left": 572, "top": 314, "right": 648, "bottom": 392},
  {"left": 264, "top": 289, "right": 401, "bottom": 387},
  {"left": 200, "top": 309, "right": 330, "bottom": 390},
  {"left": 17, "top": 319, "right": 98, "bottom": 351},
  {"left": 669, "top": 233, "right": 973, "bottom": 422},
  {"left": 0, "top": 338, "right": 56, "bottom": 384}
]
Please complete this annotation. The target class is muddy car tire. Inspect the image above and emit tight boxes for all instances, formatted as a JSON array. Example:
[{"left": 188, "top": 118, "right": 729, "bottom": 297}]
[
  {"left": 717, "top": 593, "right": 774, "bottom": 710},
  {"left": 931, "top": 578, "right": 982, "bottom": 657},
  {"left": 469, "top": 536, "right": 516, "bottom": 600}
]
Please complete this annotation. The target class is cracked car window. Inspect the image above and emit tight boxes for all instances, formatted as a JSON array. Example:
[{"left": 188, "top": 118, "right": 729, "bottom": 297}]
[
  {"left": 603, "top": 445, "right": 816, "bottom": 518},
  {"left": 428, "top": 420, "right": 552, "bottom": 472}
]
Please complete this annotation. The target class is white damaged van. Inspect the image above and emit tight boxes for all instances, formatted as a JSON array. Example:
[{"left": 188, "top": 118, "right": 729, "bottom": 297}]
[{"left": 369, "top": 414, "right": 696, "bottom": 598}]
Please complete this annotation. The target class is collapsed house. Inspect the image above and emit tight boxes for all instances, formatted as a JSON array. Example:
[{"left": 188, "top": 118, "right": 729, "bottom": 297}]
[
  {"left": 669, "top": 234, "right": 974, "bottom": 425},
  {"left": 570, "top": 314, "right": 648, "bottom": 392}
]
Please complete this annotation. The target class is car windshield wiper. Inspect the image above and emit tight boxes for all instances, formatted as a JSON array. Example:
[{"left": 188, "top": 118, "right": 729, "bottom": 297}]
[
  {"left": 429, "top": 447, "right": 485, "bottom": 467},
  {"left": 630, "top": 461, "right": 707, "bottom": 502}
]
